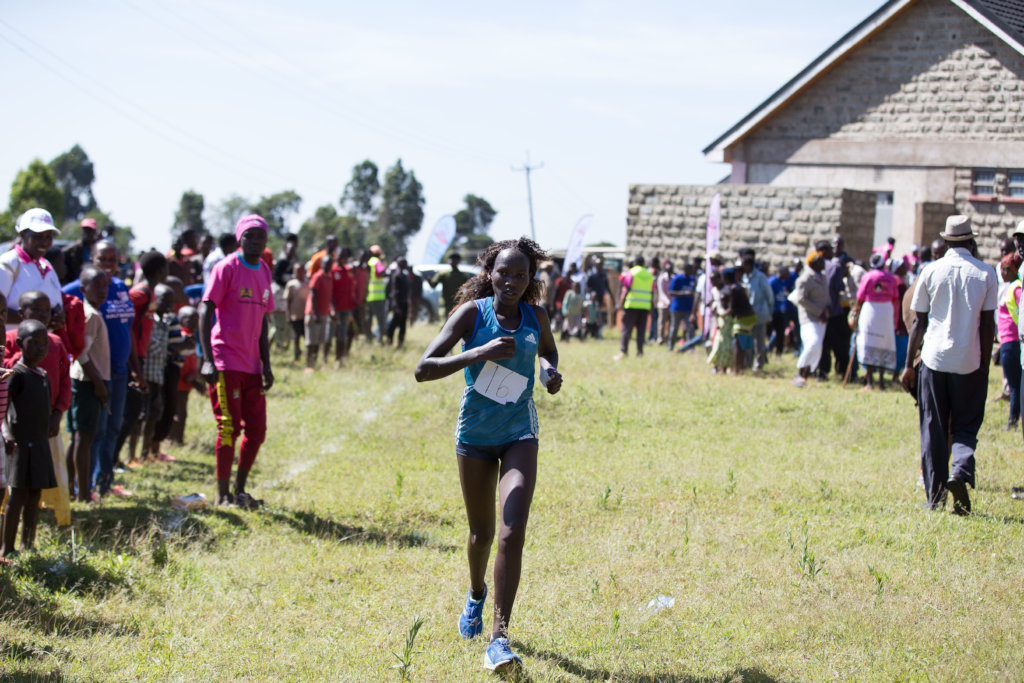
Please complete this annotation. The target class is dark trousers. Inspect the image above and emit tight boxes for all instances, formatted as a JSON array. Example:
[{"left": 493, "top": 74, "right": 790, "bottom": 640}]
[
  {"left": 386, "top": 305, "right": 408, "bottom": 347},
  {"left": 153, "top": 363, "right": 180, "bottom": 445},
  {"left": 770, "top": 312, "right": 787, "bottom": 355},
  {"left": 918, "top": 364, "right": 986, "bottom": 507},
  {"left": 999, "top": 341, "right": 1021, "bottom": 423},
  {"left": 620, "top": 309, "right": 648, "bottom": 355},
  {"left": 817, "top": 312, "right": 851, "bottom": 379},
  {"left": 290, "top": 319, "right": 305, "bottom": 361}
]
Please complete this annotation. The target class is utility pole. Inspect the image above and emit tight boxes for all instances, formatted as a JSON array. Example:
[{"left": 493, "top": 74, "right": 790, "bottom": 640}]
[{"left": 511, "top": 151, "right": 543, "bottom": 241}]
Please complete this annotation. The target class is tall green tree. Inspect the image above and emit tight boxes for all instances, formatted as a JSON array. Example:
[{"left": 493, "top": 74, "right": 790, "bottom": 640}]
[
  {"left": 377, "top": 159, "right": 424, "bottom": 256},
  {"left": 173, "top": 190, "right": 205, "bottom": 237},
  {"left": 340, "top": 160, "right": 379, "bottom": 222},
  {"left": 454, "top": 194, "right": 497, "bottom": 238},
  {"left": 250, "top": 190, "right": 302, "bottom": 240},
  {"left": 5, "top": 159, "right": 64, "bottom": 238},
  {"left": 211, "top": 194, "right": 251, "bottom": 237},
  {"left": 49, "top": 144, "right": 97, "bottom": 223},
  {"left": 452, "top": 194, "right": 496, "bottom": 253}
]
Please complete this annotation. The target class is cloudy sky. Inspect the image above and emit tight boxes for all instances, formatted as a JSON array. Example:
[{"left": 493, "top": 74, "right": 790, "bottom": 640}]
[{"left": 1, "top": 0, "right": 882, "bottom": 257}]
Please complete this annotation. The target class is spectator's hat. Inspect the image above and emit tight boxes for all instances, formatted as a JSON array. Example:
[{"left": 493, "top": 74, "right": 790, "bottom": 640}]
[
  {"left": 1011, "top": 220, "right": 1024, "bottom": 238},
  {"left": 80, "top": 217, "right": 98, "bottom": 230},
  {"left": 16, "top": 208, "right": 60, "bottom": 234},
  {"left": 235, "top": 214, "right": 268, "bottom": 242},
  {"left": 940, "top": 215, "right": 975, "bottom": 241},
  {"left": 369, "top": 244, "right": 383, "bottom": 257}
]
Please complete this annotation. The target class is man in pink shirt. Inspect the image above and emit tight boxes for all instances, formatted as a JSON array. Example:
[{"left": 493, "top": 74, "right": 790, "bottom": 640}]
[{"left": 199, "top": 214, "right": 275, "bottom": 508}]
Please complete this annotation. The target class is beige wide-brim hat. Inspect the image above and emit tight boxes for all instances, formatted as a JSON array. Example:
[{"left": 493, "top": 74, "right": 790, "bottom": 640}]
[
  {"left": 940, "top": 215, "right": 975, "bottom": 241},
  {"left": 1012, "top": 220, "right": 1024, "bottom": 238}
]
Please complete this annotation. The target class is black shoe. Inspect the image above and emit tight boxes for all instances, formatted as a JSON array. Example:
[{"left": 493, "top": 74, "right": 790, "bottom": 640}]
[
  {"left": 1005, "top": 419, "right": 1019, "bottom": 432},
  {"left": 946, "top": 479, "right": 971, "bottom": 515}
]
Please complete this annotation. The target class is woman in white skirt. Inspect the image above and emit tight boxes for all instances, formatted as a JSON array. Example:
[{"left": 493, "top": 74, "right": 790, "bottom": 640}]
[
  {"left": 790, "top": 251, "right": 829, "bottom": 387},
  {"left": 850, "top": 253, "right": 900, "bottom": 390}
]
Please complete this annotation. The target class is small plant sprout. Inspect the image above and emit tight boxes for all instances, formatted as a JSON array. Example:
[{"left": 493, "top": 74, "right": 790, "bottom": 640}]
[
  {"left": 726, "top": 468, "right": 737, "bottom": 495},
  {"left": 796, "top": 520, "right": 824, "bottom": 580},
  {"left": 394, "top": 471, "right": 404, "bottom": 498},
  {"left": 392, "top": 615, "right": 426, "bottom": 682},
  {"left": 868, "top": 565, "right": 890, "bottom": 598}
]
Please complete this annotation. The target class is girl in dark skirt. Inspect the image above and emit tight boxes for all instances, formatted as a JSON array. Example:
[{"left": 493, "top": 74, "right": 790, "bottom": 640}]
[{"left": 2, "top": 320, "right": 55, "bottom": 557}]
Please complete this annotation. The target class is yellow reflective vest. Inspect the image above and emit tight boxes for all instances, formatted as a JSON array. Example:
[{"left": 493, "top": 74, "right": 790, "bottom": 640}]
[
  {"left": 623, "top": 265, "right": 653, "bottom": 310},
  {"left": 367, "top": 257, "right": 385, "bottom": 302}
]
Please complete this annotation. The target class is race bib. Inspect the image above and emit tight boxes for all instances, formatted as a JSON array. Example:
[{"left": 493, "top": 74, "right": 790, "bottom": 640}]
[{"left": 473, "top": 360, "right": 528, "bottom": 405}]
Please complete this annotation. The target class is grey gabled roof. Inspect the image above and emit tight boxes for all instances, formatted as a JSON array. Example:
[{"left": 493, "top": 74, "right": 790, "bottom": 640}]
[
  {"left": 702, "top": 0, "right": 1024, "bottom": 161},
  {"left": 969, "top": 0, "right": 1024, "bottom": 42}
]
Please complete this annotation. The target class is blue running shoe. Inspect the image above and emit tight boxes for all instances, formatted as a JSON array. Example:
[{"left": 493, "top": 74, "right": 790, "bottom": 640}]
[
  {"left": 484, "top": 637, "right": 522, "bottom": 671},
  {"left": 458, "top": 585, "right": 486, "bottom": 639}
]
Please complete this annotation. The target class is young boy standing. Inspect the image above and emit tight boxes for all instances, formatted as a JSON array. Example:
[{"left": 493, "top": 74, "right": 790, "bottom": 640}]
[
  {"left": 304, "top": 253, "right": 332, "bottom": 370},
  {"left": 139, "top": 284, "right": 176, "bottom": 463},
  {"left": 4, "top": 291, "right": 72, "bottom": 523},
  {"left": 67, "top": 266, "right": 110, "bottom": 502},
  {"left": 199, "top": 215, "right": 275, "bottom": 508}
]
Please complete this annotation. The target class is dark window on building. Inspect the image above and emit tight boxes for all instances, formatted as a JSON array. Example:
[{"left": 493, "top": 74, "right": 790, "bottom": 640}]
[
  {"left": 973, "top": 169, "right": 995, "bottom": 196},
  {"left": 1009, "top": 171, "right": 1024, "bottom": 198}
]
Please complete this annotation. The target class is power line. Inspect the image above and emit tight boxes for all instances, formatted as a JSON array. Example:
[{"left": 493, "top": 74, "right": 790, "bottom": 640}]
[
  {"left": 0, "top": 19, "right": 335, "bottom": 197},
  {"left": 127, "top": 0, "right": 509, "bottom": 167},
  {"left": 511, "top": 151, "right": 543, "bottom": 242}
]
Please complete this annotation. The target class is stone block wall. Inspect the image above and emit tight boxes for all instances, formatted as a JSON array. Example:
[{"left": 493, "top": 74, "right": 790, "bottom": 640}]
[
  {"left": 744, "top": 0, "right": 1024, "bottom": 149},
  {"left": 626, "top": 184, "right": 876, "bottom": 266},
  {"left": 916, "top": 201, "right": 957, "bottom": 246},
  {"left": 953, "top": 167, "right": 1024, "bottom": 262}
]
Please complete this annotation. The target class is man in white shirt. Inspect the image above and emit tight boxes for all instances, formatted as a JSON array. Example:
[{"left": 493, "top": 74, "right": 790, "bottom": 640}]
[{"left": 902, "top": 215, "right": 998, "bottom": 514}]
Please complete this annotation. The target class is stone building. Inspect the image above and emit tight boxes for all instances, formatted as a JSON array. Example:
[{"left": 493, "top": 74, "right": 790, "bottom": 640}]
[{"left": 629, "top": 0, "right": 1024, "bottom": 265}]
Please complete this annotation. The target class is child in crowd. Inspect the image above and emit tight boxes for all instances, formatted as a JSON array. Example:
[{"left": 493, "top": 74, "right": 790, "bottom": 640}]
[
  {"left": 139, "top": 285, "right": 177, "bottom": 463},
  {"left": 284, "top": 264, "right": 308, "bottom": 363},
  {"left": 707, "top": 271, "right": 733, "bottom": 374},
  {"left": 2, "top": 320, "right": 56, "bottom": 557},
  {"left": 584, "top": 291, "right": 600, "bottom": 340},
  {"left": 727, "top": 269, "right": 757, "bottom": 376},
  {"left": 168, "top": 306, "right": 204, "bottom": 444},
  {"left": 199, "top": 215, "right": 275, "bottom": 509},
  {"left": 66, "top": 266, "right": 110, "bottom": 502},
  {"left": 4, "top": 290, "right": 71, "bottom": 524},
  {"left": 0, "top": 294, "right": 9, "bottom": 510},
  {"left": 305, "top": 254, "right": 332, "bottom": 369},
  {"left": 561, "top": 281, "right": 583, "bottom": 341}
]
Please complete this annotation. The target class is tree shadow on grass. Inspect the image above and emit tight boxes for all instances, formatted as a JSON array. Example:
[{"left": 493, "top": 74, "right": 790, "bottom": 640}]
[
  {"left": 0, "top": 569, "right": 122, "bottom": 639},
  {"left": 969, "top": 511, "right": 1024, "bottom": 526},
  {"left": 515, "top": 643, "right": 782, "bottom": 683},
  {"left": 65, "top": 499, "right": 248, "bottom": 549},
  {"left": 0, "top": 664, "right": 67, "bottom": 682},
  {"left": 265, "top": 507, "right": 457, "bottom": 552}
]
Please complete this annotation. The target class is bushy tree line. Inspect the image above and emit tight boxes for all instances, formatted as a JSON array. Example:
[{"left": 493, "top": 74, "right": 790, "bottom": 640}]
[
  {"left": 2, "top": 145, "right": 135, "bottom": 254},
  {"left": 4, "top": 147, "right": 496, "bottom": 260}
]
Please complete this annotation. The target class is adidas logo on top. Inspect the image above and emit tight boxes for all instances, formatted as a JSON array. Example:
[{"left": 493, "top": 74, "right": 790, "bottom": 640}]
[{"left": 525, "top": 332, "right": 537, "bottom": 344}]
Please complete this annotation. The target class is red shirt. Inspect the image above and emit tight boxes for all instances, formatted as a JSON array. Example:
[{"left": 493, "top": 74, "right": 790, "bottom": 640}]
[
  {"left": 305, "top": 270, "right": 332, "bottom": 317},
  {"left": 57, "top": 292, "right": 86, "bottom": 360},
  {"left": 330, "top": 264, "right": 358, "bottom": 312},
  {"left": 129, "top": 284, "right": 154, "bottom": 359},
  {"left": 4, "top": 330, "right": 72, "bottom": 412}
]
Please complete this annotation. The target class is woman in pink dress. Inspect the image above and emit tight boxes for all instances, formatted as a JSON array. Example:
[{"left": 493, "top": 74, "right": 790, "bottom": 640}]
[{"left": 850, "top": 253, "right": 901, "bottom": 391}]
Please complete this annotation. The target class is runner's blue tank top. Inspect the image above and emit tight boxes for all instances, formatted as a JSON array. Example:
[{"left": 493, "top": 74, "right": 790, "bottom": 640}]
[{"left": 456, "top": 297, "right": 540, "bottom": 445}]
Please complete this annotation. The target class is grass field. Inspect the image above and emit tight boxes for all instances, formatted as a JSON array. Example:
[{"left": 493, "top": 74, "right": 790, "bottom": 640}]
[{"left": 2, "top": 324, "right": 1023, "bottom": 682}]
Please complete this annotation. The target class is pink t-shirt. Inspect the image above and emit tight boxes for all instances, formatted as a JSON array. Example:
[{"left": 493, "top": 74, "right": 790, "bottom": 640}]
[
  {"left": 998, "top": 281, "right": 1022, "bottom": 344},
  {"left": 203, "top": 253, "right": 275, "bottom": 374},
  {"left": 856, "top": 270, "right": 900, "bottom": 306}
]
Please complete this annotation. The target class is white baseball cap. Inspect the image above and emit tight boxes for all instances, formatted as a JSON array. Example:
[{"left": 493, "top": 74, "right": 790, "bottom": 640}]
[{"left": 16, "top": 208, "right": 60, "bottom": 234}]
